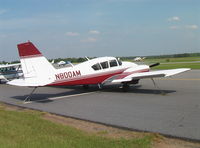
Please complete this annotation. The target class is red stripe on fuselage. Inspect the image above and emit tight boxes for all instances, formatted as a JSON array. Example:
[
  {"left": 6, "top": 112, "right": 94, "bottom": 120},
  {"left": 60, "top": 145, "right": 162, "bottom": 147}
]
[
  {"left": 49, "top": 68, "right": 149, "bottom": 86},
  {"left": 50, "top": 69, "right": 125, "bottom": 86}
]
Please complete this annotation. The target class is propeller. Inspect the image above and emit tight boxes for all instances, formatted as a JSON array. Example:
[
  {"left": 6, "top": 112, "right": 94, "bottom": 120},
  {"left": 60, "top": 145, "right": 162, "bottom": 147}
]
[{"left": 149, "top": 62, "right": 160, "bottom": 68}]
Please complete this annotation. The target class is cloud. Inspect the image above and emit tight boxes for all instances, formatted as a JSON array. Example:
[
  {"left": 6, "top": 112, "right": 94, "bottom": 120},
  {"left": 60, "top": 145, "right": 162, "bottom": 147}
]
[
  {"left": 0, "top": 9, "right": 8, "bottom": 15},
  {"left": 185, "top": 25, "right": 198, "bottom": 30},
  {"left": 169, "top": 25, "right": 199, "bottom": 30},
  {"left": 169, "top": 26, "right": 180, "bottom": 30},
  {"left": 168, "top": 16, "right": 181, "bottom": 22},
  {"left": 96, "top": 12, "right": 104, "bottom": 16},
  {"left": 89, "top": 30, "right": 100, "bottom": 34},
  {"left": 81, "top": 37, "right": 97, "bottom": 43},
  {"left": 66, "top": 32, "right": 80, "bottom": 36}
]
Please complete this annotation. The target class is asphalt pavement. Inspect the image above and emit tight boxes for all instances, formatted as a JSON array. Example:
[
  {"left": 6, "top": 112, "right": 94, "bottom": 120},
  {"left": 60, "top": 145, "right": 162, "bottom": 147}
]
[{"left": 0, "top": 70, "right": 200, "bottom": 141}]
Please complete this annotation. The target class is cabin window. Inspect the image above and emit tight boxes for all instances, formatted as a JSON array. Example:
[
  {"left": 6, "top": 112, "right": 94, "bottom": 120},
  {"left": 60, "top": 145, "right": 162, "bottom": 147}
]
[
  {"left": 100, "top": 61, "right": 109, "bottom": 69},
  {"left": 109, "top": 60, "right": 118, "bottom": 67},
  {"left": 0, "top": 68, "right": 6, "bottom": 72},
  {"left": 117, "top": 58, "right": 122, "bottom": 65},
  {"left": 92, "top": 63, "right": 101, "bottom": 70}
]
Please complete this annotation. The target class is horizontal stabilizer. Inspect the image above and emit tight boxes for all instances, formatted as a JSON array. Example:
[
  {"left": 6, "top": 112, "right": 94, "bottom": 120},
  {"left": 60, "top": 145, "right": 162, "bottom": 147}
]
[{"left": 7, "top": 78, "right": 53, "bottom": 87}]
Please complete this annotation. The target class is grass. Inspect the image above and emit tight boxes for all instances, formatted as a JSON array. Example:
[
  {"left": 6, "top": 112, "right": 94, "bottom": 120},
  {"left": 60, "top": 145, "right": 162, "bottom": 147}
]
[
  {"left": 152, "top": 62, "right": 200, "bottom": 70},
  {"left": 0, "top": 105, "right": 152, "bottom": 148},
  {"left": 130, "top": 56, "right": 200, "bottom": 69},
  {"left": 144, "top": 56, "right": 200, "bottom": 63}
]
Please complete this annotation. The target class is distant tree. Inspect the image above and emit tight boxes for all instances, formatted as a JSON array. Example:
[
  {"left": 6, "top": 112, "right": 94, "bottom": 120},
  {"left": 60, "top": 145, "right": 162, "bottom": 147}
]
[{"left": 166, "top": 59, "right": 170, "bottom": 62}]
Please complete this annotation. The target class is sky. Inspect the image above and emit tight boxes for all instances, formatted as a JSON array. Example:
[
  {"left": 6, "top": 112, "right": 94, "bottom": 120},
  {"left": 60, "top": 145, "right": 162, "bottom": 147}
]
[{"left": 0, "top": 0, "right": 199, "bottom": 61}]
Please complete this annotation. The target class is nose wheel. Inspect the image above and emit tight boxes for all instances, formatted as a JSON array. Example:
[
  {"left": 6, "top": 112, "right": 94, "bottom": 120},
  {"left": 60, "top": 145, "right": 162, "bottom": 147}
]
[{"left": 151, "top": 78, "right": 166, "bottom": 95}]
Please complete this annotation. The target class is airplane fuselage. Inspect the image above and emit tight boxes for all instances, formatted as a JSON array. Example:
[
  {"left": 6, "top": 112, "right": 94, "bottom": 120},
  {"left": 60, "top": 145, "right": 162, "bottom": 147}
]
[{"left": 49, "top": 57, "right": 150, "bottom": 86}]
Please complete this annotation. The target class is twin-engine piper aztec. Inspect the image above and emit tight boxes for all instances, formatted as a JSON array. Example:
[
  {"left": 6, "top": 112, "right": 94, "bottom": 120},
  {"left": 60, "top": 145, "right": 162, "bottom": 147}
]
[{"left": 8, "top": 41, "right": 190, "bottom": 101}]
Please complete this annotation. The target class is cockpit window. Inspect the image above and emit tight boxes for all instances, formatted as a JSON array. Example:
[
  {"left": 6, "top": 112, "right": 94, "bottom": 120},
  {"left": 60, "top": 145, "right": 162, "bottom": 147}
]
[
  {"left": 109, "top": 60, "right": 118, "bottom": 67},
  {"left": 100, "top": 61, "right": 109, "bottom": 69},
  {"left": 117, "top": 58, "right": 122, "bottom": 65},
  {"left": 92, "top": 63, "right": 101, "bottom": 71}
]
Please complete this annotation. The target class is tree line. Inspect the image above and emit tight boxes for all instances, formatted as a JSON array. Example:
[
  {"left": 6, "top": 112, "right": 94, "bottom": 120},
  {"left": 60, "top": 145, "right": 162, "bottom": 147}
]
[{"left": 1, "top": 52, "right": 200, "bottom": 64}]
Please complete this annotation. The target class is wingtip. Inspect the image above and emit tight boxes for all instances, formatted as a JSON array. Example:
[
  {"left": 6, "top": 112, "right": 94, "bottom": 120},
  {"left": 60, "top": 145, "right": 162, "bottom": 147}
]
[{"left": 178, "top": 68, "right": 191, "bottom": 71}]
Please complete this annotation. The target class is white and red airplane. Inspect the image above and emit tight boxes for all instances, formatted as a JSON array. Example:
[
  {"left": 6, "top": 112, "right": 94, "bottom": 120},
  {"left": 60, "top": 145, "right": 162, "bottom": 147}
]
[{"left": 8, "top": 41, "right": 190, "bottom": 101}]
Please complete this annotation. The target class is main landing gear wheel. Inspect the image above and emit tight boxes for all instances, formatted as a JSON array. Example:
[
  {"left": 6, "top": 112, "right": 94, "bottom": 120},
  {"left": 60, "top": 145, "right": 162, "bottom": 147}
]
[
  {"left": 98, "top": 83, "right": 103, "bottom": 89},
  {"left": 83, "top": 85, "right": 89, "bottom": 89},
  {"left": 122, "top": 83, "right": 130, "bottom": 92}
]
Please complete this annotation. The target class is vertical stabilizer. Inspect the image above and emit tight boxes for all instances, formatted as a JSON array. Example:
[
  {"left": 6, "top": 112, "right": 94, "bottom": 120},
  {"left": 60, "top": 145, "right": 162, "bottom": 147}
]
[{"left": 17, "top": 41, "right": 55, "bottom": 85}]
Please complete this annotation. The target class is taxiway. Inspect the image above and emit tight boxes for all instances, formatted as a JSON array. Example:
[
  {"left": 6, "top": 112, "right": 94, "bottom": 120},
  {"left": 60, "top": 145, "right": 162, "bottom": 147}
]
[{"left": 0, "top": 70, "right": 200, "bottom": 141}]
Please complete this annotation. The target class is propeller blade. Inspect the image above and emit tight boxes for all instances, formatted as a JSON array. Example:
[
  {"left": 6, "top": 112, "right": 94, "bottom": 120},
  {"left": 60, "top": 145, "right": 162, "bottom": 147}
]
[{"left": 149, "top": 62, "right": 160, "bottom": 68}]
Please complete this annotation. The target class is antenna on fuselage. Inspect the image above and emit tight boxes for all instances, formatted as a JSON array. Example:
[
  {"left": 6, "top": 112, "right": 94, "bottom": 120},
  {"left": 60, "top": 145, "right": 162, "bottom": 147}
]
[{"left": 85, "top": 56, "right": 90, "bottom": 61}]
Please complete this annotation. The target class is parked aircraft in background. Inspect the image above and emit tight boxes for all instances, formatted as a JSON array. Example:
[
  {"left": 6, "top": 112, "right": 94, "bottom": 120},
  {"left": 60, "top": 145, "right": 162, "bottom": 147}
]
[
  {"left": 57, "top": 60, "right": 66, "bottom": 66},
  {"left": 0, "top": 63, "right": 22, "bottom": 83},
  {"left": 133, "top": 57, "right": 146, "bottom": 62},
  {"left": 8, "top": 41, "right": 190, "bottom": 101},
  {"left": 56, "top": 60, "right": 74, "bottom": 67}
]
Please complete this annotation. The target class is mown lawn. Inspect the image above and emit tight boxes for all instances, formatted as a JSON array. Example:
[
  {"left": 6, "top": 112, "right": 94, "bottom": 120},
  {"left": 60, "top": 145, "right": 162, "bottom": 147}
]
[
  {"left": 0, "top": 105, "right": 152, "bottom": 148},
  {"left": 144, "top": 56, "right": 200, "bottom": 63},
  {"left": 152, "top": 62, "right": 200, "bottom": 70},
  {"left": 132, "top": 56, "right": 200, "bottom": 69}
]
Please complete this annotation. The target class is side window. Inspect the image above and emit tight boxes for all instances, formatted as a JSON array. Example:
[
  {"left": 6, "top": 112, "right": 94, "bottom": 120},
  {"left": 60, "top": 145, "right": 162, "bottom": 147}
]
[
  {"left": 109, "top": 60, "right": 118, "bottom": 67},
  {"left": 100, "top": 61, "right": 109, "bottom": 69},
  {"left": 117, "top": 59, "right": 122, "bottom": 65},
  {"left": 92, "top": 63, "right": 101, "bottom": 71}
]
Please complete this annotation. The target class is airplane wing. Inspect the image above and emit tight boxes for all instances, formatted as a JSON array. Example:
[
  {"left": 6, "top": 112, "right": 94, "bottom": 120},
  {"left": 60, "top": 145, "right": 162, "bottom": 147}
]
[
  {"left": 104, "top": 68, "right": 190, "bottom": 84},
  {"left": 0, "top": 63, "right": 21, "bottom": 68}
]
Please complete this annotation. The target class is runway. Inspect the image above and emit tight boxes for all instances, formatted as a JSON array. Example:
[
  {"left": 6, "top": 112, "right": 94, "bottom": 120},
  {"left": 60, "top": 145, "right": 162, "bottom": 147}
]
[{"left": 0, "top": 70, "right": 200, "bottom": 141}]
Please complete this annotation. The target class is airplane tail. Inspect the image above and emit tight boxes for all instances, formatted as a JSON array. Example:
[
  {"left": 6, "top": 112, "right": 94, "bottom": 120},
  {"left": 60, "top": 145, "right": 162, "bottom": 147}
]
[{"left": 8, "top": 41, "right": 56, "bottom": 86}]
